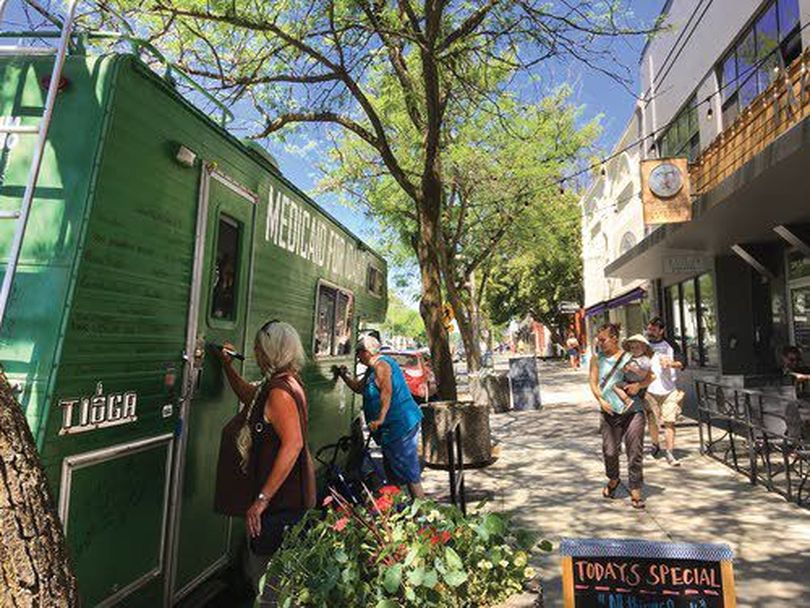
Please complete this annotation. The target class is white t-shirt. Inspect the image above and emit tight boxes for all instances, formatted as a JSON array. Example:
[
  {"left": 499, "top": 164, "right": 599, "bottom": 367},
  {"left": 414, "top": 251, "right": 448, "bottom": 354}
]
[{"left": 648, "top": 339, "right": 679, "bottom": 395}]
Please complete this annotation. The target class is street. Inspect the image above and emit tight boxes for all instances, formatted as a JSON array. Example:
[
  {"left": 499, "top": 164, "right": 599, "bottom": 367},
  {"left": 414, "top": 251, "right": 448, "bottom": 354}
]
[{"left": 423, "top": 361, "right": 810, "bottom": 608}]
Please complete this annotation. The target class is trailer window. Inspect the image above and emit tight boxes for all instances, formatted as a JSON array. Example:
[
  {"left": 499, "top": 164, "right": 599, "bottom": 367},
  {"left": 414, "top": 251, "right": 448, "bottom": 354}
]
[
  {"left": 314, "top": 283, "right": 355, "bottom": 357},
  {"left": 367, "top": 265, "right": 383, "bottom": 297},
  {"left": 211, "top": 215, "right": 240, "bottom": 321}
]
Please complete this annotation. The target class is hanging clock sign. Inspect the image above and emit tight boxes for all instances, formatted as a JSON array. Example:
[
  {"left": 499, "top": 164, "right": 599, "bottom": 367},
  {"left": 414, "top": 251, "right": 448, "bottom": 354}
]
[{"left": 640, "top": 158, "right": 692, "bottom": 224}]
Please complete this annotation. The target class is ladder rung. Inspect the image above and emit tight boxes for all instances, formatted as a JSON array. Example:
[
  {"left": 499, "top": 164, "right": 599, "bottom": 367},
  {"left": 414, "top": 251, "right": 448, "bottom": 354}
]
[
  {"left": 0, "top": 211, "right": 21, "bottom": 219},
  {"left": 0, "top": 46, "right": 57, "bottom": 56},
  {"left": 0, "top": 125, "right": 39, "bottom": 134}
]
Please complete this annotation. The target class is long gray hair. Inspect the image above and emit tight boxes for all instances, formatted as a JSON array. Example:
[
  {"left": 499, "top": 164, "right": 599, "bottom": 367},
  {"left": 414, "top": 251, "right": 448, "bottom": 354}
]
[{"left": 237, "top": 321, "right": 306, "bottom": 472}]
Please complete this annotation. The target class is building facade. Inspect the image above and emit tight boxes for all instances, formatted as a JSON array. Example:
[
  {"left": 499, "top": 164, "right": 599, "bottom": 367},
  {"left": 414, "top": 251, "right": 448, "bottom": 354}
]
[
  {"left": 581, "top": 119, "right": 651, "bottom": 348},
  {"left": 603, "top": 0, "right": 810, "bottom": 405}
]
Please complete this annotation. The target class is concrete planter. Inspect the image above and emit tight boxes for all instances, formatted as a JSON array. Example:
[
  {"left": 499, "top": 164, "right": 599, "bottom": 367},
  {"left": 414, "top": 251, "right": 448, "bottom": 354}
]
[
  {"left": 420, "top": 400, "right": 493, "bottom": 467},
  {"left": 494, "top": 592, "right": 543, "bottom": 608}
]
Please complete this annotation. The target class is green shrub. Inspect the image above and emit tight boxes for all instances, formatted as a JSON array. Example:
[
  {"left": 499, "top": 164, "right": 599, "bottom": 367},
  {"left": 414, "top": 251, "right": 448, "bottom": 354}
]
[{"left": 263, "top": 486, "right": 548, "bottom": 607}]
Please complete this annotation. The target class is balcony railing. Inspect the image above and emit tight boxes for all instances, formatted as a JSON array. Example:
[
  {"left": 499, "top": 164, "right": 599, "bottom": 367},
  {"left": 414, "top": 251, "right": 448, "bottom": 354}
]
[{"left": 690, "top": 47, "right": 810, "bottom": 195}]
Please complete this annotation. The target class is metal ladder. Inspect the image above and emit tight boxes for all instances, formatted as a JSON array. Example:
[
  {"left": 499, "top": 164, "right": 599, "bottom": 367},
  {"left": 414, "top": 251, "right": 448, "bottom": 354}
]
[{"left": 0, "top": 0, "right": 79, "bottom": 328}]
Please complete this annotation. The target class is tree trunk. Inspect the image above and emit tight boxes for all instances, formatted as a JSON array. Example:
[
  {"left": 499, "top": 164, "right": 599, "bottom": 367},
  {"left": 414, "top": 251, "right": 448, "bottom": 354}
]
[
  {"left": 0, "top": 371, "right": 78, "bottom": 607},
  {"left": 416, "top": 196, "right": 457, "bottom": 401}
]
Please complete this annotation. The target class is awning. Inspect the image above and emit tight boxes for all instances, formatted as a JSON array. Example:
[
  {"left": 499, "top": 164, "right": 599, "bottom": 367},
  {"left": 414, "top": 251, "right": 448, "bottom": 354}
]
[{"left": 585, "top": 286, "right": 646, "bottom": 317}]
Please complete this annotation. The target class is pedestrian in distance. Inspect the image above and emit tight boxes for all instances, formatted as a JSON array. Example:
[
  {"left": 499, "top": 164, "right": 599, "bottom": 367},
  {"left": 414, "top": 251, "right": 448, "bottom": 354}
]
[
  {"left": 334, "top": 334, "right": 426, "bottom": 499},
  {"left": 645, "top": 317, "right": 687, "bottom": 467},
  {"left": 566, "top": 331, "right": 581, "bottom": 369},
  {"left": 589, "top": 323, "right": 654, "bottom": 509},
  {"left": 212, "top": 320, "right": 316, "bottom": 598}
]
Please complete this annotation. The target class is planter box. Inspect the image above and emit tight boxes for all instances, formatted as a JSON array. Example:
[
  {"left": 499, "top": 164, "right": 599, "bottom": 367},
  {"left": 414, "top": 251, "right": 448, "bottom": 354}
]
[
  {"left": 420, "top": 400, "right": 493, "bottom": 467},
  {"left": 495, "top": 592, "right": 543, "bottom": 608}
]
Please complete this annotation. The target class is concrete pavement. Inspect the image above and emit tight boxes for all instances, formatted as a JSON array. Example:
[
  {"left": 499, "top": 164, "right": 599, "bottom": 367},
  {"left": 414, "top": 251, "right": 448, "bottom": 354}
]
[{"left": 422, "top": 361, "right": 810, "bottom": 607}]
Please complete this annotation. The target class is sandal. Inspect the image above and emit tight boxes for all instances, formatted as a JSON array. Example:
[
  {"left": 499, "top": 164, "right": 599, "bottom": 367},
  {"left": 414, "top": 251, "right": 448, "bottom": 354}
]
[
  {"left": 630, "top": 496, "right": 646, "bottom": 509},
  {"left": 602, "top": 479, "right": 620, "bottom": 499}
]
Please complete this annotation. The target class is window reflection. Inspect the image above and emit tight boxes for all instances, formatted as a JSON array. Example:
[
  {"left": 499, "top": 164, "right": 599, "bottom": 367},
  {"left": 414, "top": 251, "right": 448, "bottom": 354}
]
[
  {"left": 314, "top": 284, "right": 355, "bottom": 357},
  {"left": 682, "top": 281, "right": 700, "bottom": 367},
  {"left": 719, "top": 0, "right": 803, "bottom": 128},
  {"left": 699, "top": 274, "right": 718, "bottom": 366},
  {"left": 211, "top": 215, "right": 239, "bottom": 321}
]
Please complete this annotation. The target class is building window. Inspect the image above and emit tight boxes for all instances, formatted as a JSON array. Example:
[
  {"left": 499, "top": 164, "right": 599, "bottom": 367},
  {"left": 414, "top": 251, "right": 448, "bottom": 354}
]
[
  {"left": 698, "top": 274, "right": 718, "bottom": 366},
  {"left": 367, "top": 265, "right": 384, "bottom": 298},
  {"left": 314, "top": 283, "right": 355, "bottom": 358},
  {"left": 658, "top": 95, "right": 699, "bottom": 161},
  {"left": 719, "top": 0, "right": 802, "bottom": 128},
  {"left": 210, "top": 215, "right": 240, "bottom": 321},
  {"left": 619, "top": 232, "right": 637, "bottom": 256},
  {"left": 666, "top": 273, "right": 718, "bottom": 367}
]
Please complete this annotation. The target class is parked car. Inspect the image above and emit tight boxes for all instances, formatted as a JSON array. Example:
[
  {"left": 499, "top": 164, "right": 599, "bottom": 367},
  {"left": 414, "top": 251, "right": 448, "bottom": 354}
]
[{"left": 387, "top": 349, "right": 438, "bottom": 402}]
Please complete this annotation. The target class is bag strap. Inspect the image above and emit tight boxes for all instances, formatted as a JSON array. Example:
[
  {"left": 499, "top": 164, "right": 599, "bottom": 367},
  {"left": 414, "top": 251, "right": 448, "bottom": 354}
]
[
  {"left": 273, "top": 374, "right": 312, "bottom": 506},
  {"left": 600, "top": 353, "right": 628, "bottom": 390}
]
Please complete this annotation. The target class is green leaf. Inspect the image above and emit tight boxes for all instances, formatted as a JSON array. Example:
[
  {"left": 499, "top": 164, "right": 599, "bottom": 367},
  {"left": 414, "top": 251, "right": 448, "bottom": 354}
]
[
  {"left": 383, "top": 564, "right": 402, "bottom": 594},
  {"left": 404, "top": 547, "right": 418, "bottom": 567},
  {"left": 335, "top": 549, "right": 348, "bottom": 564},
  {"left": 483, "top": 513, "right": 507, "bottom": 537},
  {"left": 538, "top": 539, "right": 554, "bottom": 552},
  {"left": 445, "top": 547, "right": 463, "bottom": 571},
  {"left": 423, "top": 569, "right": 439, "bottom": 589},
  {"left": 443, "top": 570, "right": 469, "bottom": 588},
  {"left": 407, "top": 566, "right": 425, "bottom": 587},
  {"left": 404, "top": 586, "right": 416, "bottom": 601},
  {"left": 375, "top": 600, "right": 398, "bottom": 608},
  {"left": 433, "top": 557, "right": 446, "bottom": 574}
]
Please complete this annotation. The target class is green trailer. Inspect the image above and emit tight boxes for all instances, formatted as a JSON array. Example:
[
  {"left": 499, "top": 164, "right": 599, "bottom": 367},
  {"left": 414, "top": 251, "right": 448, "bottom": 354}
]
[{"left": 0, "top": 47, "right": 387, "bottom": 606}]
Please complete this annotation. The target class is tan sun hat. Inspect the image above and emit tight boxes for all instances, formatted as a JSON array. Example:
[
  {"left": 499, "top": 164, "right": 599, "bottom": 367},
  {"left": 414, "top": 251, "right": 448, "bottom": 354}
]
[{"left": 622, "top": 334, "right": 654, "bottom": 357}]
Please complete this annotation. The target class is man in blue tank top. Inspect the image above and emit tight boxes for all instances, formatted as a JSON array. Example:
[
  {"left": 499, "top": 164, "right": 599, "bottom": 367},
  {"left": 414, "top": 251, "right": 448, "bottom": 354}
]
[{"left": 336, "top": 335, "right": 425, "bottom": 498}]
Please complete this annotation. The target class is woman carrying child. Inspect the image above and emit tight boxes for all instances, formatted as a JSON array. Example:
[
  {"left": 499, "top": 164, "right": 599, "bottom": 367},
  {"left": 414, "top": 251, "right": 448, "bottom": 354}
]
[{"left": 588, "top": 324, "right": 655, "bottom": 509}]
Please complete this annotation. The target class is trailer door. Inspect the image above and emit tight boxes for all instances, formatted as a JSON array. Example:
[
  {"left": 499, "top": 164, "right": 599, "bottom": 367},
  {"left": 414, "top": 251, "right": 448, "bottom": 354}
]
[{"left": 168, "top": 168, "right": 256, "bottom": 604}]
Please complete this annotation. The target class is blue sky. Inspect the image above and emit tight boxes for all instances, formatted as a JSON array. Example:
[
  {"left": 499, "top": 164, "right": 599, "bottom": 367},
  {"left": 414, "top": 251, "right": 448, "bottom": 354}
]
[
  {"left": 255, "top": 1, "right": 669, "bottom": 250},
  {"left": 4, "top": 0, "right": 667, "bottom": 304}
]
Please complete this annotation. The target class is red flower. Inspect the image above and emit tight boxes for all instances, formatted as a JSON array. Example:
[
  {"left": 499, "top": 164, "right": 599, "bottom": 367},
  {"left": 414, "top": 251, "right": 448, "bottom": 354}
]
[
  {"left": 439, "top": 531, "right": 452, "bottom": 544},
  {"left": 430, "top": 535, "right": 441, "bottom": 545},
  {"left": 332, "top": 517, "right": 350, "bottom": 532},
  {"left": 379, "top": 485, "right": 401, "bottom": 497},
  {"left": 419, "top": 527, "right": 431, "bottom": 537},
  {"left": 374, "top": 495, "right": 394, "bottom": 513},
  {"left": 322, "top": 495, "right": 334, "bottom": 507}
]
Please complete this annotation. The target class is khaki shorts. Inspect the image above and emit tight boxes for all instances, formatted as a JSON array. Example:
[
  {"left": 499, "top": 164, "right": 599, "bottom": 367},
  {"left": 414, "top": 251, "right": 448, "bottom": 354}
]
[{"left": 645, "top": 391, "right": 684, "bottom": 425}]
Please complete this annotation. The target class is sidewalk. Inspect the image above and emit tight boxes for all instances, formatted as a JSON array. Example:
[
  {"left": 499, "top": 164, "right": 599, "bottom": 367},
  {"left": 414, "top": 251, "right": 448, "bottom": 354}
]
[{"left": 422, "top": 362, "right": 810, "bottom": 608}]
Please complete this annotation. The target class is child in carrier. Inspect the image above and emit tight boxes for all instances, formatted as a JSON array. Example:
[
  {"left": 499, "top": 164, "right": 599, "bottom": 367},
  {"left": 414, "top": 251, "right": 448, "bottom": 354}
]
[{"left": 613, "top": 334, "right": 654, "bottom": 412}]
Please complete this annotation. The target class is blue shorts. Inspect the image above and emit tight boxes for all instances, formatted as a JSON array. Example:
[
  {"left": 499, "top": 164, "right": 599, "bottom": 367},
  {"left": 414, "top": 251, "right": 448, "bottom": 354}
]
[{"left": 382, "top": 423, "right": 422, "bottom": 485}]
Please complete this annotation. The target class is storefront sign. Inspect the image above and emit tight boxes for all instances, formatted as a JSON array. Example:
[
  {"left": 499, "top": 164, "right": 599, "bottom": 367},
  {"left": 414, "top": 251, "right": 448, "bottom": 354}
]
[
  {"left": 559, "top": 301, "right": 581, "bottom": 314},
  {"left": 663, "top": 255, "right": 709, "bottom": 275},
  {"left": 59, "top": 382, "right": 138, "bottom": 435},
  {"left": 561, "top": 539, "right": 736, "bottom": 608},
  {"left": 641, "top": 158, "right": 692, "bottom": 225}
]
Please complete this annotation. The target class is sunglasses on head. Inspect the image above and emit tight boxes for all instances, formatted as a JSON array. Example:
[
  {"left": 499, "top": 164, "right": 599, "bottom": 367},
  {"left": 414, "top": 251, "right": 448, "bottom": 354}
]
[{"left": 260, "top": 319, "right": 280, "bottom": 334}]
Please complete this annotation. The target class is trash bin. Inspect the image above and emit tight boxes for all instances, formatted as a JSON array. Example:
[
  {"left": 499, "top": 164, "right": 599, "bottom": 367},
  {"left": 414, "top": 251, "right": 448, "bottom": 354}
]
[{"left": 420, "top": 400, "right": 493, "bottom": 467}]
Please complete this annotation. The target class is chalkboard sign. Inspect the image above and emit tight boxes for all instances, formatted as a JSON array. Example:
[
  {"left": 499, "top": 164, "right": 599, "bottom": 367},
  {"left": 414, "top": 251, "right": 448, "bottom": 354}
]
[
  {"left": 508, "top": 356, "right": 541, "bottom": 411},
  {"left": 561, "top": 539, "right": 736, "bottom": 608}
]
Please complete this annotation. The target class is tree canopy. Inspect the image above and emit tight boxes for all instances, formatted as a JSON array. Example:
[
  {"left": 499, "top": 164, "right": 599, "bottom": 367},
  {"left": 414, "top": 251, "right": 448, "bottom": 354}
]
[{"left": 100, "top": 0, "right": 654, "bottom": 396}]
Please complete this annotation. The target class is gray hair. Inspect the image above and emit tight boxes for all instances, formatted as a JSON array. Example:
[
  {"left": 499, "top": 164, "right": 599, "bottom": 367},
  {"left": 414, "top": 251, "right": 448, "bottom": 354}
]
[
  {"left": 236, "top": 320, "right": 305, "bottom": 472},
  {"left": 355, "top": 334, "right": 381, "bottom": 356},
  {"left": 255, "top": 321, "right": 305, "bottom": 377}
]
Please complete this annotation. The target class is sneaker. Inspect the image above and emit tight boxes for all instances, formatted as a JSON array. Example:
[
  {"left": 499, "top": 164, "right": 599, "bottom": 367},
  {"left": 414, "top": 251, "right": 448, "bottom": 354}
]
[
  {"left": 650, "top": 443, "right": 661, "bottom": 458},
  {"left": 665, "top": 451, "right": 681, "bottom": 467}
]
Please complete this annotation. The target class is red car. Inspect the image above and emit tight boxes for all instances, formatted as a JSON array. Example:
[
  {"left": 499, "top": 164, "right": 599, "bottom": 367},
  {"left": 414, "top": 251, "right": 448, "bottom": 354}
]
[{"left": 386, "top": 349, "right": 437, "bottom": 402}]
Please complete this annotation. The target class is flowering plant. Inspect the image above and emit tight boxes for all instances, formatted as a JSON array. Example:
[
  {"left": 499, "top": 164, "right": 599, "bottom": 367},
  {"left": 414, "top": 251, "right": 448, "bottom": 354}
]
[{"left": 262, "top": 485, "right": 549, "bottom": 607}]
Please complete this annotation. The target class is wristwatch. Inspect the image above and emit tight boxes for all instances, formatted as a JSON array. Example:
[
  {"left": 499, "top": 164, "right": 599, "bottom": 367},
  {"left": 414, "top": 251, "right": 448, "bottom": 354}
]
[{"left": 257, "top": 492, "right": 269, "bottom": 502}]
